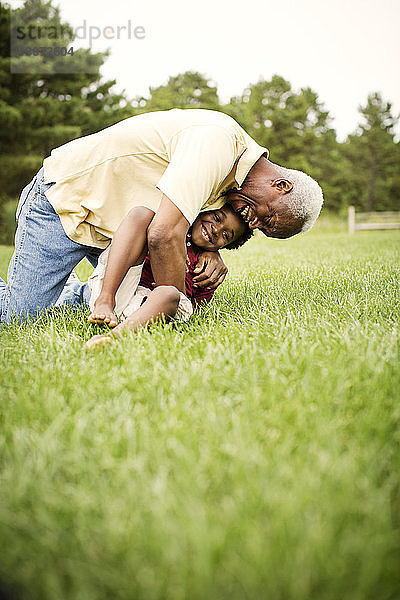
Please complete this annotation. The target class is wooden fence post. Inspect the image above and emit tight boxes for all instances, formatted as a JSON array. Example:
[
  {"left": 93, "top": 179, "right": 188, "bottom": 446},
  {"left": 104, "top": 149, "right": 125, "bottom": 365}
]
[{"left": 348, "top": 206, "right": 355, "bottom": 234}]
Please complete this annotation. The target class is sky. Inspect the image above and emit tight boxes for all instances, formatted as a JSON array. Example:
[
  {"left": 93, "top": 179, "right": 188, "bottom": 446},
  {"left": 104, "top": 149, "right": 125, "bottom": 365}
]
[{"left": 9, "top": 0, "right": 400, "bottom": 140}]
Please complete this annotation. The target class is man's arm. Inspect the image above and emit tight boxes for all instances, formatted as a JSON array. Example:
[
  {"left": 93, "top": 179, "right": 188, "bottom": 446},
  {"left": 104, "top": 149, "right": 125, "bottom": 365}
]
[
  {"left": 89, "top": 206, "right": 154, "bottom": 326},
  {"left": 147, "top": 194, "right": 190, "bottom": 293},
  {"left": 153, "top": 125, "right": 236, "bottom": 290},
  {"left": 192, "top": 250, "right": 228, "bottom": 290}
]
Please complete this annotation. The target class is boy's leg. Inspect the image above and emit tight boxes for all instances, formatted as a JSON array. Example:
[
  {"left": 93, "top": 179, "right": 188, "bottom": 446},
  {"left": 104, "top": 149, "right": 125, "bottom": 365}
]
[
  {"left": 55, "top": 247, "right": 144, "bottom": 320},
  {"left": 88, "top": 252, "right": 145, "bottom": 327},
  {"left": 118, "top": 286, "right": 181, "bottom": 332},
  {"left": 88, "top": 206, "right": 154, "bottom": 326},
  {"left": 0, "top": 168, "right": 101, "bottom": 323},
  {"left": 87, "top": 248, "right": 119, "bottom": 326},
  {"left": 85, "top": 286, "right": 181, "bottom": 349}
]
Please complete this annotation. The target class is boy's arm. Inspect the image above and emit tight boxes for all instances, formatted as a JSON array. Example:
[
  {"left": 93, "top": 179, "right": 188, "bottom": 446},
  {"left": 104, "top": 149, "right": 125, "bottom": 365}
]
[{"left": 89, "top": 206, "right": 155, "bottom": 326}]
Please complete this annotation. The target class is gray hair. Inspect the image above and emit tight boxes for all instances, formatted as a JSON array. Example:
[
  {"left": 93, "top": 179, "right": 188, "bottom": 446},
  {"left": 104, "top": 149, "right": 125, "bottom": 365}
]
[{"left": 273, "top": 165, "right": 324, "bottom": 233}]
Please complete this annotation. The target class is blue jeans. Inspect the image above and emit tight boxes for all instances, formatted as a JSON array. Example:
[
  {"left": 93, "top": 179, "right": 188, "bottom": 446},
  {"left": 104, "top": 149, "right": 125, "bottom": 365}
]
[
  {"left": 55, "top": 271, "right": 91, "bottom": 308},
  {"left": 0, "top": 167, "right": 102, "bottom": 323}
]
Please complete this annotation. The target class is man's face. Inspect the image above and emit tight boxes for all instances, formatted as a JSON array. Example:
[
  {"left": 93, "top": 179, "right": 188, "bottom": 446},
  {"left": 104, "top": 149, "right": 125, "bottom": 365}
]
[{"left": 225, "top": 176, "right": 304, "bottom": 239}]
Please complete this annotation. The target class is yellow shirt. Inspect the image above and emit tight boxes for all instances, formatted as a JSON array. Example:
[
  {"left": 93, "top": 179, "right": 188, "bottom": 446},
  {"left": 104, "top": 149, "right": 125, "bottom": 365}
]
[{"left": 43, "top": 108, "right": 268, "bottom": 248}]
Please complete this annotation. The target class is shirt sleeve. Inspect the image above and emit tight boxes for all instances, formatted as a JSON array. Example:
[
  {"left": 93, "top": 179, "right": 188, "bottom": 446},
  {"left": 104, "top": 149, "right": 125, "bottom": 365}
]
[{"left": 156, "top": 125, "right": 237, "bottom": 225}]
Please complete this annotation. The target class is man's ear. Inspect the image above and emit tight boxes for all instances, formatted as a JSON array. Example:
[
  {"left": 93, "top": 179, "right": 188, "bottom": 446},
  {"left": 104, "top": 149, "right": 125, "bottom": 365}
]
[{"left": 271, "top": 178, "right": 293, "bottom": 194}]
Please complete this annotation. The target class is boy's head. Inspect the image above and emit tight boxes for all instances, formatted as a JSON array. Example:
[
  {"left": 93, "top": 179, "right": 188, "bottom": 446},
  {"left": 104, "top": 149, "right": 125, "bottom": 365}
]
[{"left": 190, "top": 204, "right": 253, "bottom": 251}]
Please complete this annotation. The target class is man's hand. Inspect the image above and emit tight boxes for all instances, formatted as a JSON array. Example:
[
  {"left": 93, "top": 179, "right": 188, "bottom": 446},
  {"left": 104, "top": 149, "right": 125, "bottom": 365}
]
[{"left": 193, "top": 250, "right": 228, "bottom": 290}]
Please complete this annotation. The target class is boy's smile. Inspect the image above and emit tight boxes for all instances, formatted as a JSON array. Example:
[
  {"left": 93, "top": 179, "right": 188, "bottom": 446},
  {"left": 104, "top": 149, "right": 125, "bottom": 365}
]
[
  {"left": 200, "top": 222, "right": 214, "bottom": 245},
  {"left": 191, "top": 206, "right": 247, "bottom": 250}
]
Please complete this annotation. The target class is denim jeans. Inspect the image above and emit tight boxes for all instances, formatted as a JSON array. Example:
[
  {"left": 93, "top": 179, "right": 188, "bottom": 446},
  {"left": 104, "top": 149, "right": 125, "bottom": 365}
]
[
  {"left": 55, "top": 271, "right": 91, "bottom": 308},
  {"left": 0, "top": 167, "right": 102, "bottom": 323}
]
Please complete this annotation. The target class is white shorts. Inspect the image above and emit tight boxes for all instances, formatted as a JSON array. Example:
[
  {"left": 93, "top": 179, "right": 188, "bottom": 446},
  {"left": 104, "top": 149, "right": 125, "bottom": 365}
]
[{"left": 88, "top": 249, "right": 193, "bottom": 323}]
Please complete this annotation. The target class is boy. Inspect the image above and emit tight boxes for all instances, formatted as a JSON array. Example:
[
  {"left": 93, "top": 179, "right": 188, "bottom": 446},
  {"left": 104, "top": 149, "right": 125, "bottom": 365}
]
[{"left": 61, "top": 203, "right": 252, "bottom": 349}]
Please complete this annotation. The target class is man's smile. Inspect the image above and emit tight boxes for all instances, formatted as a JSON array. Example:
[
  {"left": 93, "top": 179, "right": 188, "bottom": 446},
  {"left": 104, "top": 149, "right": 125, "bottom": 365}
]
[
  {"left": 239, "top": 205, "right": 251, "bottom": 222},
  {"left": 237, "top": 204, "right": 260, "bottom": 228}
]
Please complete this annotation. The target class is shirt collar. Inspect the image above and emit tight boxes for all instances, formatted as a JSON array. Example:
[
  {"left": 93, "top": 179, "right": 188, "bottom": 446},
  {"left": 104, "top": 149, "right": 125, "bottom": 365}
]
[{"left": 234, "top": 136, "right": 269, "bottom": 186}]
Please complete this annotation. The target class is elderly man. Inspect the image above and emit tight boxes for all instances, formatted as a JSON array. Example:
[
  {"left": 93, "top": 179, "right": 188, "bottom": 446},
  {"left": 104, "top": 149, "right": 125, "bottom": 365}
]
[{"left": 0, "top": 108, "right": 323, "bottom": 323}]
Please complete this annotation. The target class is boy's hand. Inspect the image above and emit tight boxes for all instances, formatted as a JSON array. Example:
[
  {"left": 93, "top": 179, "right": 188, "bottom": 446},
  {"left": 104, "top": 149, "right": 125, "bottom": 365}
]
[
  {"left": 85, "top": 334, "right": 115, "bottom": 350},
  {"left": 88, "top": 300, "right": 118, "bottom": 327}
]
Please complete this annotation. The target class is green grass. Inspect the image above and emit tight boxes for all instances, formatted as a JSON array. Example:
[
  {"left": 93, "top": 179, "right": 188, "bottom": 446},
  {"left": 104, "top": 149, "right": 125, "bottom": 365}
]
[{"left": 0, "top": 231, "right": 399, "bottom": 600}]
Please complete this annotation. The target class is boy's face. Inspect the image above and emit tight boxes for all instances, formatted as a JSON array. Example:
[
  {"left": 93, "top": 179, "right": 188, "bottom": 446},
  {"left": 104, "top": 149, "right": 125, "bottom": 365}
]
[{"left": 191, "top": 205, "right": 246, "bottom": 251}]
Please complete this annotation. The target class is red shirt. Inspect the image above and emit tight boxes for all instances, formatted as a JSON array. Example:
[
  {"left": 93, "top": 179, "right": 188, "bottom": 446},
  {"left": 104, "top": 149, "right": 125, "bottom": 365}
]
[{"left": 139, "top": 244, "right": 215, "bottom": 307}]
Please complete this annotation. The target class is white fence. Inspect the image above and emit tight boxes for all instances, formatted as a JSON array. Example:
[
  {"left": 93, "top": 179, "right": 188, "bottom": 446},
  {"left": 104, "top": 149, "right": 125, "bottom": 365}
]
[{"left": 348, "top": 206, "right": 400, "bottom": 234}]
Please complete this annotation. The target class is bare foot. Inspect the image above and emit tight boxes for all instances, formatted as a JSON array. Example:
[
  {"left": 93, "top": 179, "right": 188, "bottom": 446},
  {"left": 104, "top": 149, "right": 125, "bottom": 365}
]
[
  {"left": 85, "top": 334, "right": 115, "bottom": 350},
  {"left": 88, "top": 301, "right": 118, "bottom": 327}
]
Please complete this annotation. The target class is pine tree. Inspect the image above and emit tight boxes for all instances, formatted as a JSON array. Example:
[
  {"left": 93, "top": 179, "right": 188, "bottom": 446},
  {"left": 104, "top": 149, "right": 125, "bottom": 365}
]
[
  {"left": 0, "top": 0, "right": 131, "bottom": 196},
  {"left": 130, "top": 72, "right": 220, "bottom": 113},
  {"left": 344, "top": 93, "right": 400, "bottom": 212}
]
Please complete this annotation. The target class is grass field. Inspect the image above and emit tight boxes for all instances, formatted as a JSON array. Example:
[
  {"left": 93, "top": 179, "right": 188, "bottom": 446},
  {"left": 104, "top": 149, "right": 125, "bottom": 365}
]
[{"left": 0, "top": 230, "right": 399, "bottom": 600}]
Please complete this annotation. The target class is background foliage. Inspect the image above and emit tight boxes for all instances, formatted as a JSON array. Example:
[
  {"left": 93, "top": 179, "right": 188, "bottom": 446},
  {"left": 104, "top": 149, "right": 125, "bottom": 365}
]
[{"left": 0, "top": 0, "right": 399, "bottom": 243}]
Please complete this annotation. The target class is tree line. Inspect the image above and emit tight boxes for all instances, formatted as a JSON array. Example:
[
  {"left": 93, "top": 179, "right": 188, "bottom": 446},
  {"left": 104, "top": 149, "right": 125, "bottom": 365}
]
[{"left": 0, "top": 0, "right": 399, "bottom": 243}]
